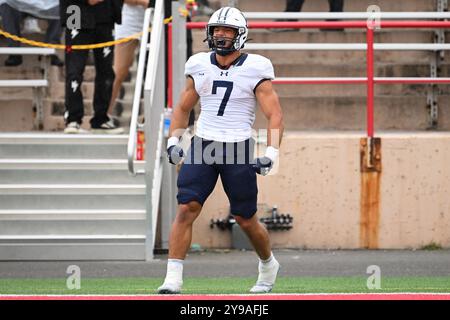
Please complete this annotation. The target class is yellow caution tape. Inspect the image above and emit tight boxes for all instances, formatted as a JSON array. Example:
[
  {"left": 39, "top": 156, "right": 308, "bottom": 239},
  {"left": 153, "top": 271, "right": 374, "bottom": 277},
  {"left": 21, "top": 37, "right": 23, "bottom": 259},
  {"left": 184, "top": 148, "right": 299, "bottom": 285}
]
[{"left": 0, "top": 16, "right": 173, "bottom": 51}]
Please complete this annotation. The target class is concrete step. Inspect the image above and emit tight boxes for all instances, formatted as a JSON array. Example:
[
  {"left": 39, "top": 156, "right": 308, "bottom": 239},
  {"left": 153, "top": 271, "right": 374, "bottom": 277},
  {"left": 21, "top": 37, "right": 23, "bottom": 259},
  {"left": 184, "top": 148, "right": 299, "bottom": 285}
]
[
  {"left": 49, "top": 80, "right": 136, "bottom": 102},
  {"left": 0, "top": 53, "right": 50, "bottom": 70},
  {"left": 41, "top": 114, "right": 133, "bottom": 133},
  {"left": 273, "top": 82, "right": 434, "bottom": 97},
  {"left": 51, "top": 64, "right": 137, "bottom": 84},
  {"left": 193, "top": 42, "right": 435, "bottom": 65},
  {"left": 37, "top": 100, "right": 113, "bottom": 132},
  {"left": 193, "top": 29, "right": 435, "bottom": 51},
  {"left": 48, "top": 98, "right": 139, "bottom": 117},
  {"left": 47, "top": 55, "right": 138, "bottom": 83},
  {"left": 0, "top": 87, "right": 34, "bottom": 100},
  {"left": 0, "top": 65, "right": 44, "bottom": 79},
  {"left": 0, "top": 209, "right": 145, "bottom": 221},
  {"left": 0, "top": 168, "right": 144, "bottom": 184},
  {"left": 0, "top": 194, "right": 146, "bottom": 210},
  {"left": 247, "top": 29, "right": 435, "bottom": 44},
  {"left": 0, "top": 144, "right": 127, "bottom": 159},
  {"left": 271, "top": 63, "right": 446, "bottom": 96},
  {"left": 0, "top": 99, "right": 36, "bottom": 131},
  {"left": 192, "top": 29, "right": 439, "bottom": 64},
  {"left": 0, "top": 209, "right": 145, "bottom": 220},
  {"left": 0, "top": 239, "right": 145, "bottom": 260},
  {"left": 247, "top": 47, "right": 432, "bottom": 64},
  {"left": 0, "top": 159, "right": 143, "bottom": 169},
  {"left": 0, "top": 132, "right": 128, "bottom": 144},
  {"left": 0, "top": 133, "right": 129, "bottom": 158},
  {"left": 0, "top": 219, "right": 146, "bottom": 236},
  {"left": 44, "top": 99, "right": 135, "bottom": 132},
  {"left": 236, "top": 0, "right": 436, "bottom": 12},
  {"left": 0, "top": 184, "right": 145, "bottom": 195},
  {"left": 253, "top": 95, "right": 445, "bottom": 131}
]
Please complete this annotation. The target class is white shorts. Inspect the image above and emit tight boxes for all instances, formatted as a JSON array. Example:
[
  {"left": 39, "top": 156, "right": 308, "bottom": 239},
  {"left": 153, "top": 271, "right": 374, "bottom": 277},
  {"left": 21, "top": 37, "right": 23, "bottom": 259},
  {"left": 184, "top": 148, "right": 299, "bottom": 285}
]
[{"left": 114, "top": 4, "right": 146, "bottom": 41}]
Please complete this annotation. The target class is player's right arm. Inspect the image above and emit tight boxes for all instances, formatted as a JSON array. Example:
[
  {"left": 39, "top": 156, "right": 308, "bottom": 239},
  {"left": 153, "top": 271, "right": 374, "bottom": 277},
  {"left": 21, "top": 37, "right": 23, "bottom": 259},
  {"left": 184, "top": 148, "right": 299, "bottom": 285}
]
[
  {"left": 167, "top": 77, "right": 199, "bottom": 165},
  {"left": 169, "top": 76, "right": 199, "bottom": 138}
]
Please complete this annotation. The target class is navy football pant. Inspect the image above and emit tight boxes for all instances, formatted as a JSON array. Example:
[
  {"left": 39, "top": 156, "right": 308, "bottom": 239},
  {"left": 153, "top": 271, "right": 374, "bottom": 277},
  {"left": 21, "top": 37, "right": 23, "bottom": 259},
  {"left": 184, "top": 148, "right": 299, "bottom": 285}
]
[{"left": 177, "top": 136, "right": 258, "bottom": 219}]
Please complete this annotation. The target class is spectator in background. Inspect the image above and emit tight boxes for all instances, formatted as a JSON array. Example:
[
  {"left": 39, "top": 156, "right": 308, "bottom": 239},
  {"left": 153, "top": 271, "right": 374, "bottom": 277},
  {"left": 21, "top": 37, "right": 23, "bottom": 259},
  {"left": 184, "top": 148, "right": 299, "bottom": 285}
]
[
  {"left": 0, "top": 0, "right": 63, "bottom": 66},
  {"left": 60, "top": 0, "right": 124, "bottom": 134},
  {"left": 107, "top": 0, "right": 150, "bottom": 124},
  {"left": 107, "top": 0, "right": 196, "bottom": 126},
  {"left": 277, "top": 0, "right": 345, "bottom": 32},
  {"left": 195, "top": 0, "right": 214, "bottom": 16}
]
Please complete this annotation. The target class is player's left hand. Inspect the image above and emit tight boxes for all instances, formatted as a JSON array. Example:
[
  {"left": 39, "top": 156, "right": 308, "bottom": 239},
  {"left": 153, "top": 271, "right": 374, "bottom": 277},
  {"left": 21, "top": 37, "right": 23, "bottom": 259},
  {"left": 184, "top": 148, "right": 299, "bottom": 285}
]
[
  {"left": 253, "top": 146, "right": 279, "bottom": 176},
  {"left": 167, "top": 145, "right": 184, "bottom": 165},
  {"left": 253, "top": 156, "right": 273, "bottom": 176}
]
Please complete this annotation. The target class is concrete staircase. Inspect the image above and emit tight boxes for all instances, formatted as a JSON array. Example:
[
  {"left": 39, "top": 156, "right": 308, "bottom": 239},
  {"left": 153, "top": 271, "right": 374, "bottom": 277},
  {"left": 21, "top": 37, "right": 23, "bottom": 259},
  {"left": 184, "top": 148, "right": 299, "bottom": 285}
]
[
  {"left": 0, "top": 14, "right": 152, "bottom": 261},
  {"left": 0, "top": 134, "right": 146, "bottom": 260},
  {"left": 193, "top": 0, "right": 450, "bottom": 131}
]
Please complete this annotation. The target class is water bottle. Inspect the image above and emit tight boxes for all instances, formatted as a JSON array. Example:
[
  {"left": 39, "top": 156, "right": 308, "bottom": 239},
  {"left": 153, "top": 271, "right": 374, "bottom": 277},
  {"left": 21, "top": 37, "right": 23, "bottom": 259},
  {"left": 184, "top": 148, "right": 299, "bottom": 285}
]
[{"left": 164, "top": 108, "right": 172, "bottom": 138}]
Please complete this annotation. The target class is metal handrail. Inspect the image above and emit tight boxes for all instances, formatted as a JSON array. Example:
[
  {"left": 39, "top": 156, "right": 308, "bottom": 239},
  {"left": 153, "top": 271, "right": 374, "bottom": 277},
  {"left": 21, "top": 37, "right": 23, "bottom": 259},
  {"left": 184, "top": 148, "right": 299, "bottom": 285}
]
[
  {"left": 244, "top": 43, "right": 450, "bottom": 51},
  {"left": 272, "top": 77, "right": 450, "bottom": 85},
  {"left": 183, "top": 19, "right": 450, "bottom": 139},
  {"left": 127, "top": 8, "right": 153, "bottom": 176},
  {"left": 0, "top": 48, "right": 55, "bottom": 55},
  {"left": 243, "top": 12, "right": 450, "bottom": 20},
  {"left": 187, "top": 21, "right": 450, "bottom": 29},
  {"left": 143, "top": 9, "right": 164, "bottom": 92}
]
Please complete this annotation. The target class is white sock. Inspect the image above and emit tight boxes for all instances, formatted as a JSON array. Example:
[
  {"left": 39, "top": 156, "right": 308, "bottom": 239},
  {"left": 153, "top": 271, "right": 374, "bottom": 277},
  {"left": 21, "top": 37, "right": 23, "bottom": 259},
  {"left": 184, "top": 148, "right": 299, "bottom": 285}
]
[
  {"left": 164, "top": 259, "right": 184, "bottom": 284},
  {"left": 259, "top": 252, "right": 275, "bottom": 267},
  {"left": 255, "top": 253, "right": 279, "bottom": 287}
]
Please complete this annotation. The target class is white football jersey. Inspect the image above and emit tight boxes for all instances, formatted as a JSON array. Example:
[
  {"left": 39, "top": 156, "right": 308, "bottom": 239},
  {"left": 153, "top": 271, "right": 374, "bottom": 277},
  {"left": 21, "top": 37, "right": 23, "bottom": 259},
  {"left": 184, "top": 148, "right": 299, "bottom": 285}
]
[{"left": 185, "top": 52, "right": 275, "bottom": 142}]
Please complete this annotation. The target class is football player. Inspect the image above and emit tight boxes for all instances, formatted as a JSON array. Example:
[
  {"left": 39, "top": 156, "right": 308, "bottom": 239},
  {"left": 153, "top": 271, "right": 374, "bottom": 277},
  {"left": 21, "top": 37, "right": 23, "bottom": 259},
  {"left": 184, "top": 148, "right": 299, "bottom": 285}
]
[{"left": 158, "top": 6, "right": 284, "bottom": 294}]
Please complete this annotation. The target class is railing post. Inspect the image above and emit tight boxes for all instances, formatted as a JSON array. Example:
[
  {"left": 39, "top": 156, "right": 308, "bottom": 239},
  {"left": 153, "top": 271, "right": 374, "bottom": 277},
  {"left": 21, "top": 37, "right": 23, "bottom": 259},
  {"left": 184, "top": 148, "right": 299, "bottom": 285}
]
[
  {"left": 159, "top": 1, "right": 185, "bottom": 251},
  {"left": 167, "top": 22, "right": 173, "bottom": 109},
  {"left": 366, "top": 26, "right": 375, "bottom": 138},
  {"left": 361, "top": 21, "right": 382, "bottom": 249},
  {"left": 172, "top": 0, "right": 187, "bottom": 107},
  {"left": 143, "top": 0, "right": 165, "bottom": 261}
]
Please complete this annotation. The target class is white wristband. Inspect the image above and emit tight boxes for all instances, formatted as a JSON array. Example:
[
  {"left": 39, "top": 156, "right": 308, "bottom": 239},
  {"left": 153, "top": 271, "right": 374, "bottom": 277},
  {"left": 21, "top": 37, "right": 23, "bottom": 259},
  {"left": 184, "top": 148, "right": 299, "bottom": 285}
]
[
  {"left": 167, "top": 136, "right": 180, "bottom": 148},
  {"left": 265, "top": 146, "right": 279, "bottom": 162}
]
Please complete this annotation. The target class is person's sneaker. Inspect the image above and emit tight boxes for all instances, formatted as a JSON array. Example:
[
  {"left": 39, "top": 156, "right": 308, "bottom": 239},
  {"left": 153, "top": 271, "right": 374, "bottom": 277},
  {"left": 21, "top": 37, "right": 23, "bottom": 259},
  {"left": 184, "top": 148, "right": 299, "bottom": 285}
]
[
  {"left": 50, "top": 55, "right": 64, "bottom": 67},
  {"left": 4, "top": 55, "right": 23, "bottom": 67},
  {"left": 107, "top": 114, "right": 121, "bottom": 127},
  {"left": 157, "top": 281, "right": 182, "bottom": 294},
  {"left": 64, "top": 121, "right": 88, "bottom": 134},
  {"left": 250, "top": 259, "right": 280, "bottom": 293},
  {"left": 91, "top": 119, "right": 124, "bottom": 134}
]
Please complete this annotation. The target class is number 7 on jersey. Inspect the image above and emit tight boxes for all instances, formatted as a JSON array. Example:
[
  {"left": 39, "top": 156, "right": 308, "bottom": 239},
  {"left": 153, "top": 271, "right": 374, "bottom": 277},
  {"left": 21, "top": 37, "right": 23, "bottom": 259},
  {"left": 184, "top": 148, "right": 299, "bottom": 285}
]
[{"left": 212, "top": 80, "right": 234, "bottom": 116}]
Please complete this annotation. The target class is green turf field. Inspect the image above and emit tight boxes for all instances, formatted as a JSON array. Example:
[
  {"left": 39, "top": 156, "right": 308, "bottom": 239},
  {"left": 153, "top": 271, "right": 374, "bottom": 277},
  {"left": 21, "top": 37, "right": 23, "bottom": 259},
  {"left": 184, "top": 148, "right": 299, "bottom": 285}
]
[{"left": 1, "top": 277, "right": 449, "bottom": 295}]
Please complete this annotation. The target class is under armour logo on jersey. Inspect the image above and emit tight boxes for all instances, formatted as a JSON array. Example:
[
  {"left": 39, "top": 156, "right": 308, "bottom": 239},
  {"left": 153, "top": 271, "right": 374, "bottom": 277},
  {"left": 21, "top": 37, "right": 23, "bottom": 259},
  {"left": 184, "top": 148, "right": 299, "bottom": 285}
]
[
  {"left": 220, "top": 71, "right": 229, "bottom": 76},
  {"left": 71, "top": 80, "right": 79, "bottom": 93},
  {"left": 103, "top": 47, "right": 111, "bottom": 58},
  {"left": 70, "top": 29, "right": 79, "bottom": 39}
]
